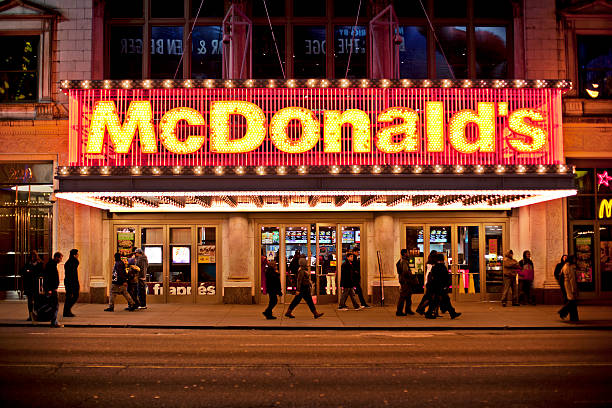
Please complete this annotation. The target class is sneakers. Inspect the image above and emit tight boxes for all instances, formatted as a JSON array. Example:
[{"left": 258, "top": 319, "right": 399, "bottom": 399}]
[
  {"left": 104, "top": 307, "right": 114, "bottom": 312},
  {"left": 263, "top": 312, "right": 277, "bottom": 320},
  {"left": 314, "top": 312, "right": 324, "bottom": 319},
  {"left": 362, "top": 304, "right": 371, "bottom": 309},
  {"left": 338, "top": 306, "right": 349, "bottom": 311},
  {"left": 450, "top": 312, "right": 462, "bottom": 320},
  {"left": 138, "top": 306, "right": 147, "bottom": 309},
  {"left": 50, "top": 323, "right": 64, "bottom": 328},
  {"left": 284, "top": 312, "right": 295, "bottom": 319},
  {"left": 358, "top": 305, "right": 366, "bottom": 310}
]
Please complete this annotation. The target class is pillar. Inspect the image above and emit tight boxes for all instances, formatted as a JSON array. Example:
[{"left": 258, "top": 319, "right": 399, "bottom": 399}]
[
  {"left": 371, "top": 214, "right": 399, "bottom": 304},
  {"left": 223, "top": 215, "right": 252, "bottom": 303}
]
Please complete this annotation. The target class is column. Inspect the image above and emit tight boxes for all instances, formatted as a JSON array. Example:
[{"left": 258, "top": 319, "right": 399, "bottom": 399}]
[{"left": 223, "top": 215, "right": 252, "bottom": 303}]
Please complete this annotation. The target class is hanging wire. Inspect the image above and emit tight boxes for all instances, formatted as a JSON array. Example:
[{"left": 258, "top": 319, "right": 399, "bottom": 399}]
[
  {"left": 417, "top": 0, "right": 455, "bottom": 79},
  {"left": 173, "top": 0, "right": 206, "bottom": 79},
  {"left": 344, "top": 0, "right": 363, "bottom": 79},
  {"left": 262, "top": 0, "right": 286, "bottom": 79}
]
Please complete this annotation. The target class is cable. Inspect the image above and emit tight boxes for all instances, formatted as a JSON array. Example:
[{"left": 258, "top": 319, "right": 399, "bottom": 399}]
[
  {"left": 344, "top": 0, "right": 363, "bottom": 79},
  {"left": 262, "top": 0, "right": 286, "bottom": 79},
  {"left": 173, "top": 0, "right": 206, "bottom": 79},
  {"left": 417, "top": 0, "right": 455, "bottom": 79}
]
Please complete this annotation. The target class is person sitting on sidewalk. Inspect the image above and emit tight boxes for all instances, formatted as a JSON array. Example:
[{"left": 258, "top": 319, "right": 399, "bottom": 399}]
[
  {"left": 338, "top": 253, "right": 361, "bottom": 311},
  {"left": 105, "top": 253, "right": 136, "bottom": 312}
]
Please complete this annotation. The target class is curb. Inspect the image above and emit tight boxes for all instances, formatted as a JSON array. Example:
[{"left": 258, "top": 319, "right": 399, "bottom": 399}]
[{"left": 2, "top": 323, "right": 612, "bottom": 331}]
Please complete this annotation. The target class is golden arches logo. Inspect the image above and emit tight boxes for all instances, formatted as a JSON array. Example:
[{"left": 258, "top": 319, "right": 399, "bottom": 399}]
[{"left": 599, "top": 199, "right": 612, "bottom": 219}]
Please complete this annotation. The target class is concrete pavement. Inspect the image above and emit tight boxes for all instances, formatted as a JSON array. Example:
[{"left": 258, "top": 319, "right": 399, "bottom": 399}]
[{"left": 1, "top": 298, "right": 612, "bottom": 329}]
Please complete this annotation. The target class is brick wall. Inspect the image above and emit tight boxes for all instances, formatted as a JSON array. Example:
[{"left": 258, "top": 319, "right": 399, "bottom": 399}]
[{"left": 524, "top": 0, "right": 567, "bottom": 80}]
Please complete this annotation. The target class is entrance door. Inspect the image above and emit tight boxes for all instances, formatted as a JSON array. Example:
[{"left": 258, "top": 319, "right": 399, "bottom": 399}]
[
  {"left": 260, "top": 226, "right": 281, "bottom": 302},
  {"left": 600, "top": 223, "right": 612, "bottom": 293},
  {"left": 140, "top": 226, "right": 165, "bottom": 302},
  {"left": 455, "top": 225, "right": 481, "bottom": 301},
  {"left": 168, "top": 227, "right": 194, "bottom": 303},
  {"left": 284, "top": 225, "right": 311, "bottom": 302},
  {"left": 484, "top": 225, "right": 504, "bottom": 298},
  {"left": 316, "top": 224, "right": 338, "bottom": 304}
]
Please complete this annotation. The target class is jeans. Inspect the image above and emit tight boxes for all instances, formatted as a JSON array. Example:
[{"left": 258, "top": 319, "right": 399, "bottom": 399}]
[
  {"left": 559, "top": 299, "right": 579, "bottom": 321},
  {"left": 49, "top": 291, "right": 59, "bottom": 326},
  {"left": 288, "top": 285, "right": 317, "bottom": 314},
  {"left": 519, "top": 280, "right": 534, "bottom": 304},
  {"left": 396, "top": 291, "right": 412, "bottom": 314},
  {"left": 339, "top": 287, "right": 359, "bottom": 308},
  {"left": 26, "top": 294, "right": 34, "bottom": 317},
  {"left": 138, "top": 279, "right": 147, "bottom": 307},
  {"left": 128, "top": 282, "right": 140, "bottom": 307},
  {"left": 354, "top": 283, "right": 368, "bottom": 306},
  {"left": 109, "top": 284, "right": 135, "bottom": 308},
  {"left": 556, "top": 277, "right": 567, "bottom": 303},
  {"left": 63, "top": 286, "right": 79, "bottom": 315},
  {"left": 501, "top": 274, "right": 518, "bottom": 304},
  {"left": 264, "top": 293, "right": 278, "bottom": 316}
]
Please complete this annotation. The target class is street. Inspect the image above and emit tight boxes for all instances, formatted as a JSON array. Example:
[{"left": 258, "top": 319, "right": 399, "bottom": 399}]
[{"left": 0, "top": 328, "right": 611, "bottom": 407}]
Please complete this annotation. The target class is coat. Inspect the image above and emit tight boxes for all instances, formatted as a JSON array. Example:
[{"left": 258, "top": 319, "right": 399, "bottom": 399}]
[
  {"left": 135, "top": 254, "right": 148, "bottom": 280},
  {"left": 518, "top": 259, "right": 534, "bottom": 281},
  {"left": 265, "top": 266, "right": 282, "bottom": 296},
  {"left": 63, "top": 256, "right": 80, "bottom": 291},
  {"left": 111, "top": 260, "right": 128, "bottom": 285},
  {"left": 21, "top": 259, "right": 43, "bottom": 295},
  {"left": 396, "top": 258, "right": 414, "bottom": 296},
  {"left": 296, "top": 265, "right": 311, "bottom": 290},
  {"left": 562, "top": 263, "right": 578, "bottom": 301},
  {"left": 43, "top": 259, "right": 60, "bottom": 292},
  {"left": 429, "top": 262, "right": 451, "bottom": 293},
  {"left": 503, "top": 253, "right": 519, "bottom": 278},
  {"left": 340, "top": 260, "right": 354, "bottom": 288}
]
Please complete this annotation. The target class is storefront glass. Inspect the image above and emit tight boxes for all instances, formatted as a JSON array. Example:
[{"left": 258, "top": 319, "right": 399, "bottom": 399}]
[
  {"left": 457, "top": 226, "right": 480, "bottom": 294},
  {"left": 573, "top": 224, "right": 595, "bottom": 292},
  {"left": 601, "top": 225, "right": 612, "bottom": 292},
  {"left": 317, "top": 225, "right": 337, "bottom": 297},
  {"left": 141, "top": 227, "right": 164, "bottom": 297},
  {"left": 197, "top": 227, "right": 217, "bottom": 296},
  {"left": 285, "top": 226, "right": 309, "bottom": 294},
  {"left": 485, "top": 225, "right": 503, "bottom": 293},
  {"left": 405, "top": 226, "right": 425, "bottom": 292},
  {"left": 169, "top": 227, "right": 191, "bottom": 297},
  {"left": 260, "top": 226, "right": 280, "bottom": 295}
]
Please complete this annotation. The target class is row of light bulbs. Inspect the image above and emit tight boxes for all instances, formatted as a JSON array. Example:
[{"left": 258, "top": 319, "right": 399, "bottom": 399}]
[
  {"left": 60, "top": 79, "right": 572, "bottom": 90},
  {"left": 61, "top": 164, "right": 571, "bottom": 176}
]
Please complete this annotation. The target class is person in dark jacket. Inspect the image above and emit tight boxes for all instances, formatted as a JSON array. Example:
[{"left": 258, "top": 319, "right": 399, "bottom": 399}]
[
  {"left": 62, "top": 249, "right": 80, "bottom": 317},
  {"left": 396, "top": 249, "right": 415, "bottom": 316},
  {"left": 104, "top": 252, "right": 136, "bottom": 312},
  {"left": 21, "top": 250, "right": 43, "bottom": 321},
  {"left": 416, "top": 250, "right": 438, "bottom": 315},
  {"left": 518, "top": 250, "right": 535, "bottom": 305},
  {"left": 135, "top": 248, "right": 149, "bottom": 309},
  {"left": 425, "top": 253, "right": 461, "bottom": 319},
  {"left": 351, "top": 247, "right": 369, "bottom": 308},
  {"left": 262, "top": 260, "right": 282, "bottom": 319},
  {"left": 554, "top": 255, "right": 568, "bottom": 303},
  {"left": 338, "top": 253, "right": 360, "bottom": 310},
  {"left": 285, "top": 257, "right": 324, "bottom": 319},
  {"left": 126, "top": 255, "right": 140, "bottom": 309},
  {"left": 43, "top": 252, "right": 63, "bottom": 327},
  {"left": 558, "top": 255, "right": 579, "bottom": 322}
]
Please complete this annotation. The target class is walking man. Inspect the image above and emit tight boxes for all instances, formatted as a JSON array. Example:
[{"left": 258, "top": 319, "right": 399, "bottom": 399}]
[
  {"left": 285, "top": 256, "right": 324, "bottom": 319},
  {"left": 351, "top": 246, "right": 370, "bottom": 308},
  {"left": 425, "top": 253, "right": 461, "bottom": 319},
  {"left": 396, "top": 249, "right": 415, "bottom": 316},
  {"left": 134, "top": 248, "right": 148, "bottom": 309},
  {"left": 43, "top": 252, "right": 63, "bottom": 327},
  {"left": 558, "top": 255, "right": 579, "bottom": 322},
  {"left": 63, "top": 249, "right": 79, "bottom": 317},
  {"left": 338, "top": 253, "right": 360, "bottom": 310},
  {"left": 105, "top": 253, "right": 136, "bottom": 312},
  {"left": 263, "top": 260, "right": 282, "bottom": 319}
]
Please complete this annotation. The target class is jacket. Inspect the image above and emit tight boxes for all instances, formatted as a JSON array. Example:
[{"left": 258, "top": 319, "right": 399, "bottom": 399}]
[
  {"left": 21, "top": 259, "right": 43, "bottom": 295},
  {"left": 396, "top": 257, "right": 414, "bottom": 295},
  {"left": 341, "top": 260, "right": 355, "bottom": 288},
  {"left": 265, "top": 266, "right": 282, "bottom": 296},
  {"left": 112, "top": 260, "right": 128, "bottom": 285},
  {"left": 352, "top": 257, "right": 361, "bottom": 282},
  {"left": 429, "top": 262, "right": 451, "bottom": 293},
  {"left": 135, "top": 254, "right": 148, "bottom": 280},
  {"left": 296, "top": 266, "right": 311, "bottom": 290},
  {"left": 562, "top": 263, "right": 578, "bottom": 301},
  {"left": 63, "top": 256, "right": 80, "bottom": 290},
  {"left": 503, "top": 252, "right": 519, "bottom": 277},
  {"left": 43, "top": 259, "right": 60, "bottom": 292},
  {"left": 518, "top": 259, "right": 534, "bottom": 281}
]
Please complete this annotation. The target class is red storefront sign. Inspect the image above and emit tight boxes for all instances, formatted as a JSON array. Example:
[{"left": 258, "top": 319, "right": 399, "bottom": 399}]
[{"left": 64, "top": 81, "right": 566, "bottom": 167}]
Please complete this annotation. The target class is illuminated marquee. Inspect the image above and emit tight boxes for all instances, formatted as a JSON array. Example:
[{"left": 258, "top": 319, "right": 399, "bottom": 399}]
[{"left": 66, "top": 85, "right": 566, "bottom": 167}]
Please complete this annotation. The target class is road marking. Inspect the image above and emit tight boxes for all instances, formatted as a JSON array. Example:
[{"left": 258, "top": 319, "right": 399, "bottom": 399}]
[{"left": 238, "top": 343, "right": 418, "bottom": 346}]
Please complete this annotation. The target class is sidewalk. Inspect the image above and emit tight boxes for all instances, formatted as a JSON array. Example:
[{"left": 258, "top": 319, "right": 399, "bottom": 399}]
[{"left": 1, "top": 300, "right": 612, "bottom": 329}]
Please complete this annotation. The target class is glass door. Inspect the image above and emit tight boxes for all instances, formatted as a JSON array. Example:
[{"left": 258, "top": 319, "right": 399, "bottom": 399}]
[
  {"left": 284, "top": 225, "right": 311, "bottom": 301},
  {"left": 168, "top": 227, "right": 194, "bottom": 302},
  {"left": 571, "top": 223, "right": 596, "bottom": 293},
  {"left": 600, "top": 223, "right": 612, "bottom": 292},
  {"left": 316, "top": 224, "right": 338, "bottom": 304},
  {"left": 405, "top": 225, "right": 426, "bottom": 293},
  {"left": 196, "top": 226, "right": 219, "bottom": 302},
  {"left": 141, "top": 226, "right": 165, "bottom": 302},
  {"left": 455, "top": 225, "right": 481, "bottom": 301},
  {"left": 484, "top": 225, "right": 504, "bottom": 296},
  {"left": 260, "top": 225, "right": 281, "bottom": 303}
]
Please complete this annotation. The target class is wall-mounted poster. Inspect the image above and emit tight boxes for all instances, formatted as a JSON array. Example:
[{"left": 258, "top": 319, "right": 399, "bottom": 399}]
[
  {"left": 117, "top": 229, "right": 135, "bottom": 258},
  {"left": 575, "top": 237, "right": 593, "bottom": 283},
  {"left": 198, "top": 244, "right": 216, "bottom": 263}
]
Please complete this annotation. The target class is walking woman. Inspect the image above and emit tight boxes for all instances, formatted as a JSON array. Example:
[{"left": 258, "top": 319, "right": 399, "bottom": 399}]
[
  {"left": 416, "top": 250, "right": 438, "bottom": 315},
  {"left": 558, "top": 255, "right": 579, "bottom": 322},
  {"left": 22, "top": 250, "right": 43, "bottom": 321},
  {"left": 554, "top": 255, "right": 568, "bottom": 303},
  {"left": 518, "top": 250, "right": 535, "bottom": 305},
  {"left": 285, "top": 256, "right": 324, "bottom": 319},
  {"left": 263, "top": 260, "right": 282, "bottom": 319}
]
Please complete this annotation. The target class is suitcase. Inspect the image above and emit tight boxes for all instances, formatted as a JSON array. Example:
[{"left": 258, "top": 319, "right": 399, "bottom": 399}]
[{"left": 32, "top": 276, "right": 56, "bottom": 322}]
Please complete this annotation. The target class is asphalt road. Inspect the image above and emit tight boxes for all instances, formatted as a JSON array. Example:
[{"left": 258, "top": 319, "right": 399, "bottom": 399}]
[{"left": 0, "top": 328, "right": 611, "bottom": 407}]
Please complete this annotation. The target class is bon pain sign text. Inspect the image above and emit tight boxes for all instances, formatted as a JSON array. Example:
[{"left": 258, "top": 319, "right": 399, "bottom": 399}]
[{"left": 69, "top": 87, "right": 565, "bottom": 166}]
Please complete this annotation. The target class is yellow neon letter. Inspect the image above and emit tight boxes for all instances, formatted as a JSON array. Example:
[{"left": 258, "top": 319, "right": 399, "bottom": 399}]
[
  {"left": 159, "top": 107, "right": 206, "bottom": 154},
  {"left": 507, "top": 108, "right": 548, "bottom": 152},
  {"left": 270, "top": 107, "right": 320, "bottom": 153},
  {"left": 375, "top": 107, "right": 419, "bottom": 153},
  {"left": 448, "top": 102, "right": 496, "bottom": 153},
  {"left": 86, "top": 101, "right": 157, "bottom": 154},
  {"left": 323, "top": 109, "right": 371, "bottom": 153},
  {"left": 425, "top": 101, "right": 444, "bottom": 152},
  {"left": 209, "top": 101, "right": 267, "bottom": 153},
  {"left": 600, "top": 199, "right": 612, "bottom": 219}
]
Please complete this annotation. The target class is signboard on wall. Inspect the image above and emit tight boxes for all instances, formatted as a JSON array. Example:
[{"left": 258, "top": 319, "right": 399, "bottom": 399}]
[{"left": 63, "top": 81, "right": 567, "bottom": 167}]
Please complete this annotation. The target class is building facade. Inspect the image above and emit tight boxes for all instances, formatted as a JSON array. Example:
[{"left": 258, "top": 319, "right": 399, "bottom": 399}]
[{"left": 0, "top": 0, "right": 610, "bottom": 304}]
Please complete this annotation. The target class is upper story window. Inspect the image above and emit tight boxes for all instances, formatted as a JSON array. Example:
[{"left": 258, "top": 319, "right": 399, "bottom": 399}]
[
  {"left": 0, "top": 36, "right": 39, "bottom": 102},
  {"left": 394, "top": 0, "right": 513, "bottom": 79},
  {"left": 105, "top": 0, "right": 224, "bottom": 79},
  {"left": 577, "top": 35, "right": 612, "bottom": 99}
]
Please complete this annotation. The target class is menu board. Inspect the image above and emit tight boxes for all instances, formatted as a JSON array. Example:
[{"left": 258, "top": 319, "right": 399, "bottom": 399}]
[
  {"left": 430, "top": 228, "right": 449, "bottom": 243},
  {"left": 319, "top": 230, "right": 336, "bottom": 244},
  {"left": 261, "top": 230, "right": 280, "bottom": 245},
  {"left": 198, "top": 244, "right": 216, "bottom": 263},
  {"left": 355, "top": 230, "right": 360, "bottom": 243},
  {"left": 286, "top": 229, "right": 308, "bottom": 244},
  {"left": 172, "top": 246, "right": 190, "bottom": 264},
  {"left": 144, "top": 246, "right": 162, "bottom": 264},
  {"left": 575, "top": 237, "right": 593, "bottom": 283},
  {"left": 342, "top": 230, "right": 354, "bottom": 244}
]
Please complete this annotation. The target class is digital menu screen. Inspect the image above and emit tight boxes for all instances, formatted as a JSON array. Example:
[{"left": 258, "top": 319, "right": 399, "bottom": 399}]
[
  {"left": 261, "top": 230, "right": 280, "bottom": 245},
  {"left": 144, "top": 246, "right": 162, "bottom": 264},
  {"left": 172, "top": 246, "right": 191, "bottom": 264},
  {"left": 342, "top": 230, "right": 354, "bottom": 244},
  {"left": 430, "top": 228, "right": 449, "bottom": 243},
  {"left": 319, "top": 230, "right": 335, "bottom": 244},
  {"left": 286, "top": 229, "right": 308, "bottom": 244}
]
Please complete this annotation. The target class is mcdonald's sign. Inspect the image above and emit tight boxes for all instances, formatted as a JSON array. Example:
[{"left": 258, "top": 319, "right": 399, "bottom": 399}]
[{"left": 599, "top": 199, "right": 612, "bottom": 219}]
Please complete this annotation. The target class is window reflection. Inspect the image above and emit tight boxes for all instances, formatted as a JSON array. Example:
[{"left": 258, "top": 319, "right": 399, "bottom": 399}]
[
  {"left": 435, "top": 26, "right": 467, "bottom": 78},
  {"left": 577, "top": 35, "right": 612, "bottom": 99},
  {"left": 334, "top": 26, "right": 366, "bottom": 78},
  {"left": 475, "top": 27, "right": 507, "bottom": 78},
  {"left": 293, "top": 26, "right": 326, "bottom": 78},
  {"left": 253, "top": 25, "right": 286, "bottom": 78},
  {"left": 191, "top": 26, "right": 223, "bottom": 79},
  {"left": 151, "top": 26, "right": 183, "bottom": 79},
  {"left": 399, "top": 26, "right": 427, "bottom": 78}
]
